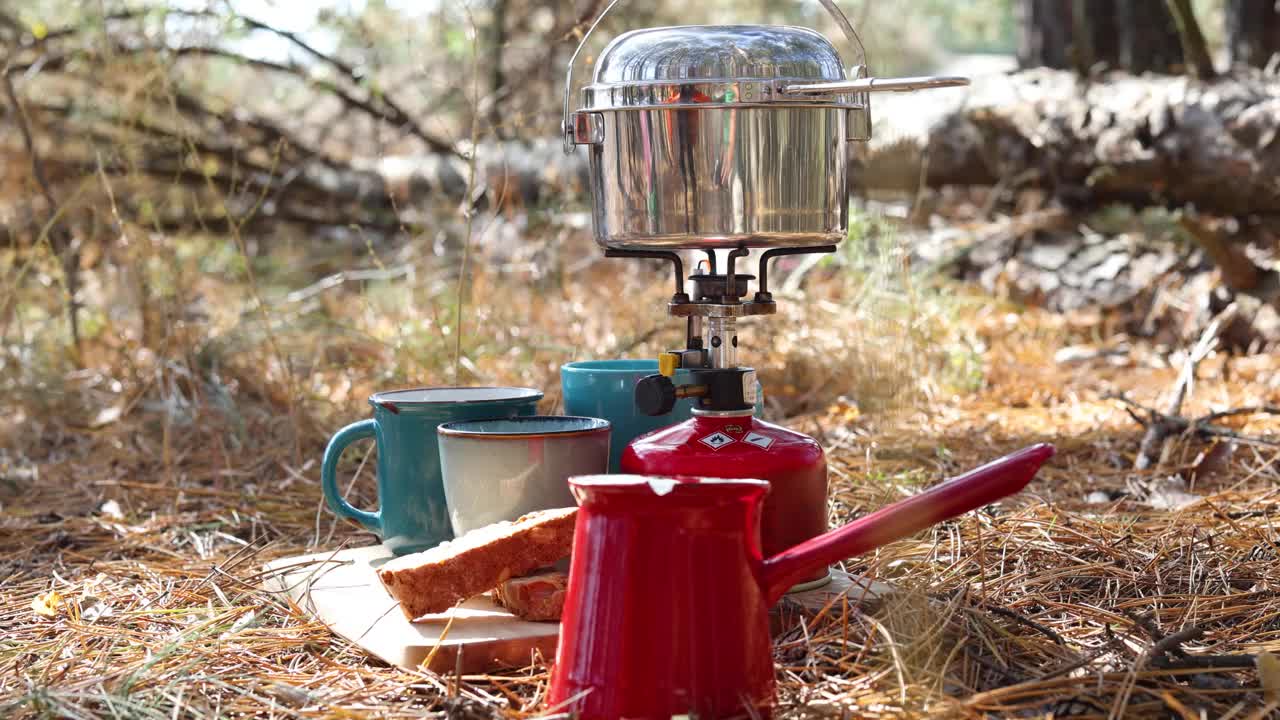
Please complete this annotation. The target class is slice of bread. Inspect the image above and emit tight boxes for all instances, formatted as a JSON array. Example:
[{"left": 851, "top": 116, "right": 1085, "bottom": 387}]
[
  {"left": 377, "top": 507, "right": 577, "bottom": 620},
  {"left": 494, "top": 569, "right": 569, "bottom": 622}
]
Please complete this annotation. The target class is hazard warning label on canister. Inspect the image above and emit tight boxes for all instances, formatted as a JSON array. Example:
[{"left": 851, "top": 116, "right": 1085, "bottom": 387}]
[{"left": 698, "top": 432, "right": 736, "bottom": 450}]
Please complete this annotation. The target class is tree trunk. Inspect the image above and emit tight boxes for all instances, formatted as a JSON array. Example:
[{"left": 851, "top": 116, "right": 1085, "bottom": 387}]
[
  {"left": 1018, "top": 0, "right": 1074, "bottom": 69},
  {"left": 1119, "top": 0, "right": 1186, "bottom": 73},
  {"left": 922, "top": 69, "right": 1280, "bottom": 215},
  {"left": 1018, "top": 0, "right": 1186, "bottom": 74},
  {"left": 1226, "top": 0, "right": 1280, "bottom": 68},
  {"left": 1072, "top": 0, "right": 1122, "bottom": 73},
  {"left": 1167, "top": 0, "right": 1219, "bottom": 78},
  {"left": 487, "top": 0, "right": 510, "bottom": 139},
  {"left": 1088, "top": 0, "right": 1123, "bottom": 69}
]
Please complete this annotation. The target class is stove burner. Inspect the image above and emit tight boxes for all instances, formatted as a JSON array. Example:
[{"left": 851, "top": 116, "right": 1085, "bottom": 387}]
[
  {"left": 605, "top": 244, "right": 836, "bottom": 414},
  {"left": 690, "top": 273, "right": 754, "bottom": 302},
  {"left": 603, "top": 245, "right": 836, "bottom": 316}
]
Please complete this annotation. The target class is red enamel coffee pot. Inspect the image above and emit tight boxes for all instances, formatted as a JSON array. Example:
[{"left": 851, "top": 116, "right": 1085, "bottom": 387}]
[{"left": 547, "top": 443, "right": 1055, "bottom": 719}]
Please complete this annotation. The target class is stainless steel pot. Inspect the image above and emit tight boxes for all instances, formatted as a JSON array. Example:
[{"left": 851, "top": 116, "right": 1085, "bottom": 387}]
[{"left": 563, "top": 1, "right": 968, "bottom": 251}]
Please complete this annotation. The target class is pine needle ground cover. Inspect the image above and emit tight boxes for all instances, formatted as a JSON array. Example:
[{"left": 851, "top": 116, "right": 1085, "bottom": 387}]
[{"left": 3, "top": 245, "right": 1280, "bottom": 718}]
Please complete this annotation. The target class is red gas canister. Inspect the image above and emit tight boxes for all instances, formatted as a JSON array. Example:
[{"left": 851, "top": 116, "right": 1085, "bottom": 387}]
[{"left": 620, "top": 410, "right": 829, "bottom": 582}]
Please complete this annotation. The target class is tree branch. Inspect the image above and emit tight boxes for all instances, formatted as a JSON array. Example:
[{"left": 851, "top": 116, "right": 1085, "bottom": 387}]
[
  {"left": 0, "top": 9, "right": 24, "bottom": 40},
  {"left": 18, "top": 9, "right": 461, "bottom": 158},
  {"left": 163, "top": 46, "right": 457, "bottom": 155},
  {"left": 2, "top": 65, "right": 81, "bottom": 355},
  {"left": 558, "top": 0, "right": 608, "bottom": 42},
  {"left": 36, "top": 8, "right": 363, "bottom": 80},
  {"left": 1178, "top": 213, "right": 1264, "bottom": 292}
]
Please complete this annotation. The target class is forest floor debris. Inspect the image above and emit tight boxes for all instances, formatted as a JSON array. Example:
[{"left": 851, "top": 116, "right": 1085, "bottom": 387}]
[{"left": 3, "top": 300, "right": 1279, "bottom": 719}]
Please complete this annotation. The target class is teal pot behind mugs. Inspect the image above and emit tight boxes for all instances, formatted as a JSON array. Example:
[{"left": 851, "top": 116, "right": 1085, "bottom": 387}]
[
  {"left": 321, "top": 387, "right": 542, "bottom": 555},
  {"left": 561, "top": 360, "right": 763, "bottom": 472}
]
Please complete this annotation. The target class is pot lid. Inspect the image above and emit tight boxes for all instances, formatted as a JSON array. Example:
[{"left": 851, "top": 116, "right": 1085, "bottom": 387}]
[
  {"left": 581, "top": 24, "right": 863, "bottom": 111},
  {"left": 596, "top": 25, "right": 844, "bottom": 84}
]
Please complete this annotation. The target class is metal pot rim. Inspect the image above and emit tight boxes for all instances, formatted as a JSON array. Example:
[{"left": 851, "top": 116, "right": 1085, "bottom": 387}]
[{"left": 580, "top": 79, "right": 868, "bottom": 112}]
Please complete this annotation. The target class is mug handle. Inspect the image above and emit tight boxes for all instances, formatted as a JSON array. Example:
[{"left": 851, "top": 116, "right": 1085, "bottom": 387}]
[{"left": 321, "top": 419, "right": 382, "bottom": 533}]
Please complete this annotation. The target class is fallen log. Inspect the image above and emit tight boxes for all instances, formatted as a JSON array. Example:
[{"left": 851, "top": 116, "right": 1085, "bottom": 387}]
[{"left": 921, "top": 67, "right": 1280, "bottom": 215}]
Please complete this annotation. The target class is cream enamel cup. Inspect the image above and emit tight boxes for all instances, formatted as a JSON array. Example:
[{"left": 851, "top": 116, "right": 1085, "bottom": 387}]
[{"left": 436, "top": 416, "right": 610, "bottom": 536}]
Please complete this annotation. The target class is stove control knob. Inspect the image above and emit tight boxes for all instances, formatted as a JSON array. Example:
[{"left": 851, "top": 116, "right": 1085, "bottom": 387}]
[{"left": 635, "top": 374, "right": 677, "bottom": 416}]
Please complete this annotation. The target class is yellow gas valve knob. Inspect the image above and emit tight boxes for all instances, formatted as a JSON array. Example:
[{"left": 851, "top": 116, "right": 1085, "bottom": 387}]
[{"left": 658, "top": 353, "right": 680, "bottom": 377}]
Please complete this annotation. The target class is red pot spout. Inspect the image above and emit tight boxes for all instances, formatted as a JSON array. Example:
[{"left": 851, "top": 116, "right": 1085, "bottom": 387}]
[{"left": 761, "top": 443, "right": 1055, "bottom": 604}]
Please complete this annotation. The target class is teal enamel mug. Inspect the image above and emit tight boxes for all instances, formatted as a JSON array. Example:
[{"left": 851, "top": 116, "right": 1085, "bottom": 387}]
[
  {"left": 561, "top": 360, "right": 763, "bottom": 472},
  {"left": 321, "top": 387, "right": 542, "bottom": 555}
]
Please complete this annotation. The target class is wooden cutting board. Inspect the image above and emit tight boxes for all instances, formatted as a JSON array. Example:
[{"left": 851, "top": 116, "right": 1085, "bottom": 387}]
[
  {"left": 264, "top": 544, "right": 893, "bottom": 674},
  {"left": 262, "top": 545, "right": 559, "bottom": 673}
]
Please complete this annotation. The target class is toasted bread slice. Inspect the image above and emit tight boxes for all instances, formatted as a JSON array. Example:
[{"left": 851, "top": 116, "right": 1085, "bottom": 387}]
[
  {"left": 377, "top": 507, "right": 576, "bottom": 620},
  {"left": 494, "top": 569, "right": 569, "bottom": 622}
]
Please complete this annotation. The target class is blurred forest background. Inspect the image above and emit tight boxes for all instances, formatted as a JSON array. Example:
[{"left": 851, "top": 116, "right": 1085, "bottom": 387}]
[
  {"left": 5, "top": 0, "right": 1276, "bottom": 447},
  {"left": 5, "top": 1, "right": 1280, "bottom": 716},
  {"left": 0, "top": 0, "right": 1038, "bottom": 453}
]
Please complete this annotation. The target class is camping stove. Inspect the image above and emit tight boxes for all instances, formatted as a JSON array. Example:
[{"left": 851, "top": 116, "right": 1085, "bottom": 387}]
[
  {"left": 615, "top": 247, "right": 836, "bottom": 583},
  {"left": 562, "top": 2, "right": 968, "bottom": 583}
]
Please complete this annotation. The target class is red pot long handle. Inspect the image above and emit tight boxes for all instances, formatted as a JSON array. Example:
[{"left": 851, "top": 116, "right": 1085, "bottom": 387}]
[{"left": 761, "top": 443, "right": 1055, "bottom": 604}]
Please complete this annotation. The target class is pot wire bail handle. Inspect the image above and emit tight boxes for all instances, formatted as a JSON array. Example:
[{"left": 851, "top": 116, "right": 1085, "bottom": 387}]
[
  {"left": 815, "top": 0, "right": 868, "bottom": 70},
  {"left": 561, "top": 0, "right": 872, "bottom": 154},
  {"left": 562, "top": 0, "right": 622, "bottom": 154}
]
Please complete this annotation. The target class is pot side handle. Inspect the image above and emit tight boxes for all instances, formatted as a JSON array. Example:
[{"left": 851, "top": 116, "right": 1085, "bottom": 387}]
[
  {"left": 760, "top": 443, "right": 1055, "bottom": 605},
  {"left": 780, "top": 75, "right": 971, "bottom": 96}
]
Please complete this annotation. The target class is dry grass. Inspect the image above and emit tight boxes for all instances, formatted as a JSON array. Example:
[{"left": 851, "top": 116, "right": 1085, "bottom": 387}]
[
  {"left": 781, "top": 310, "right": 1280, "bottom": 718},
  {"left": 5, "top": 240, "right": 1280, "bottom": 718}
]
